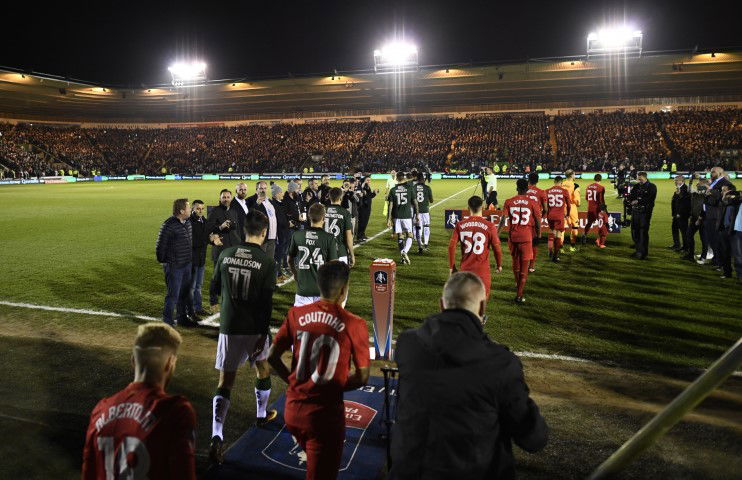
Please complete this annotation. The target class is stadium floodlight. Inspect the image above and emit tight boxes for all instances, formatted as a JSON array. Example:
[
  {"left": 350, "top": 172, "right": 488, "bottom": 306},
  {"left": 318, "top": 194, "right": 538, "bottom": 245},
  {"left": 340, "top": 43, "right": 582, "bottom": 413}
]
[
  {"left": 587, "top": 27, "right": 642, "bottom": 58},
  {"left": 374, "top": 41, "right": 419, "bottom": 73},
  {"left": 168, "top": 61, "right": 207, "bottom": 86}
]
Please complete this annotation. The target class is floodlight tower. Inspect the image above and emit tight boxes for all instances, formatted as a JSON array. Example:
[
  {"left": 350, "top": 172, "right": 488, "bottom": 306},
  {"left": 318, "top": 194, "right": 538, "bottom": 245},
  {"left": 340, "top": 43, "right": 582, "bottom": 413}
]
[
  {"left": 587, "top": 27, "right": 643, "bottom": 58},
  {"left": 168, "top": 61, "right": 207, "bottom": 86},
  {"left": 374, "top": 42, "right": 419, "bottom": 73}
]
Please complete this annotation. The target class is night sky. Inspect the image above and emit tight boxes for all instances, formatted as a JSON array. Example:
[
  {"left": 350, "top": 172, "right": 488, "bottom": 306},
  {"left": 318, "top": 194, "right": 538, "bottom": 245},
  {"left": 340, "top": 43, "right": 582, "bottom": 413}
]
[{"left": 2, "top": 0, "right": 740, "bottom": 86}]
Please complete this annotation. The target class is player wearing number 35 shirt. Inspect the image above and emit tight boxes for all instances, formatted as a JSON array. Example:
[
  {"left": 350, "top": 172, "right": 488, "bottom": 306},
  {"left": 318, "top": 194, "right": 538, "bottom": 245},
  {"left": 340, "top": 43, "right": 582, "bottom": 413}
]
[
  {"left": 83, "top": 323, "right": 196, "bottom": 480},
  {"left": 503, "top": 179, "right": 542, "bottom": 304},
  {"left": 269, "top": 261, "right": 370, "bottom": 480},
  {"left": 448, "top": 195, "right": 503, "bottom": 298}
]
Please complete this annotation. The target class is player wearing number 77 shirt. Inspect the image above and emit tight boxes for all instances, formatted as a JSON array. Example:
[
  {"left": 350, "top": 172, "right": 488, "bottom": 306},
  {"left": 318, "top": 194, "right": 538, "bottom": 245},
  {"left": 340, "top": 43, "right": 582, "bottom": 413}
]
[
  {"left": 82, "top": 323, "right": 196, "bottom": 480},
  {"left": 448, "top": 195, "right": 503, "bottom": 298},
  {"left": 503, "top": 179, "right": 542, "bottom": 304},
  {"left": 269, "top": 261, "right": 370, "bottom": 480}
]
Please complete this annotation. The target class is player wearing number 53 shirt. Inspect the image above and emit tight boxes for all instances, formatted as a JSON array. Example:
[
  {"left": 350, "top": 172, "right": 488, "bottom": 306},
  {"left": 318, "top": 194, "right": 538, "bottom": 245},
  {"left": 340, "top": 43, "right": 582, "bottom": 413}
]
[
  {"left": 448, "top": 195, "right": 503, "bottom": 298},
  {"left": 503, "top": 179, "right": 542, "bottom": 304},
  {"left": 269, "top": 261, "right": 370, "bottom": 480},
  {"left": 83, "top": 323, "right": 196, "bottom": 480}
]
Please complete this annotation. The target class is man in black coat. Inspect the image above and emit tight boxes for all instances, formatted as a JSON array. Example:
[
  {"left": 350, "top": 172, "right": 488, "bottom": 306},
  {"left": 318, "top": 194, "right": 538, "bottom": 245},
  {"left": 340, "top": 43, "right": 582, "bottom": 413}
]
[
  {"left": 701, "top": 167, "right": 734, "bottom": 267},
  {"left": 246, "top": 181, "right": 278, "bottom": 259},
  {"left": 155, "top": 198, "right": 194, "bottom": 326},
  {"left": 669, "top": 175, "right": 691, "bottom": 251},
  {"left": 270, "top": 184, "right": 300, "bottom": 279},
  {"left": 230, "top": 182, "right": 250, "bottom": 235},
  {"left": 188, "top": 200, "right": 221, "bottom": 318},
  {"left": 356, "top": 175, "right": 378, "bottom": 241},
  {"left": 206, "top": 189, "right": 242, "bottom": 311},
  {"left": 391, "top": 272, "right": 548, "bottom": 479},
  {"left": 629, "top": 172, "right": 657, "bottom": 260}
]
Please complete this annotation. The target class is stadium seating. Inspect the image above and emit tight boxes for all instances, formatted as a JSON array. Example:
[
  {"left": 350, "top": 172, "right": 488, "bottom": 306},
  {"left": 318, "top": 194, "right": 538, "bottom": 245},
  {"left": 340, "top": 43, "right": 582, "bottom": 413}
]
[{"left": 1, "top": 109, "right": 740, "bottom": 177}]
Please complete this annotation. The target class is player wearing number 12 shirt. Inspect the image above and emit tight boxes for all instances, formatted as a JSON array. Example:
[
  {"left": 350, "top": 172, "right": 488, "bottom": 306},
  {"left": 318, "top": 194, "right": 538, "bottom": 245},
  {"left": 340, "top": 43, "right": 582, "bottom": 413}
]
[
  {"left": 269, "top": 261, "right": 370, "bottom": 480},
  {"left": 82, "top": 323, "right": 196, "bottom": 480},
  {"left": 448, "top": 195, "right": 503, "bottom": 298},
  {"left": 503, "top": 179, "right": 542, "bottom": 304}
]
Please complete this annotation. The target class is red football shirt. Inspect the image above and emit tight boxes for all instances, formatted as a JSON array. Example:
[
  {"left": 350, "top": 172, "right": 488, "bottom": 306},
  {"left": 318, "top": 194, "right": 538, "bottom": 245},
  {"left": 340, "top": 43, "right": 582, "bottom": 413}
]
[
  {"left": 586, "top": 183, "right": 606, "bottom": 212},
  {"left": 448, "top": 216, "right": 503, "bottom": 271},
  {"left": 545, "top": 186, "right": 571, "bottom": 219},
  {"left": 274, "top": 300, "right": 370, "bottom": 420},
  {"left": 82, "top": 382, "right": 196, "bottom": 480},
  {"left": 503, "top": 195, "right": 542, "bottom": 243},
  {"left": 526, "top": 186, "right": 547, "bottom": 214}
]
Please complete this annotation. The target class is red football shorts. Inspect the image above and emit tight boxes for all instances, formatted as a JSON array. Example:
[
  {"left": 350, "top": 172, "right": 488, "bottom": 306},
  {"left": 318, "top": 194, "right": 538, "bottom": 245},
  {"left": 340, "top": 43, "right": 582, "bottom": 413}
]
[
  {"left": 547, "top": 217, "right": 565, "bottom": 231},
  {"left": 508, "top": 241, "right": 534, "bottom": 262},
  {"left": 587, "top": 210, "right": 599, "bottom": 230},
  {"left": 463, "top": 267, "right": 491, "bottom": 298},
  {"left": 285, "top": 411, "right": 345, "bottom": 480}
]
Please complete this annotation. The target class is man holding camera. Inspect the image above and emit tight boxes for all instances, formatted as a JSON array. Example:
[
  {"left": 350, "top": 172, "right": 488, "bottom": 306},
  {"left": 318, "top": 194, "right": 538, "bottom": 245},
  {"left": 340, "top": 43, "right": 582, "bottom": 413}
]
[{"left": 628, "top": 172, "right": 657, "bottom": 260}]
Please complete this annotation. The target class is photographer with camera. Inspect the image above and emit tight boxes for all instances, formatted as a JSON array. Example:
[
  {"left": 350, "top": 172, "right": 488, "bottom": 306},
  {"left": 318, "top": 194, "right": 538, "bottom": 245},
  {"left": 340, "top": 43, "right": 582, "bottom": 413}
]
[{"left": 628, "top": 172, "right": 657, "bottom": 260}]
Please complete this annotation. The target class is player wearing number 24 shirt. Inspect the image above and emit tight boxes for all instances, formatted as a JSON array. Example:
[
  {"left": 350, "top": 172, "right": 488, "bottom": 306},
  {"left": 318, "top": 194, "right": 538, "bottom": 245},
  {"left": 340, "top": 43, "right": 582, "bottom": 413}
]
[
  {"left": 82, "top": 324, "right": 196, "bottom": 480},
  {"left": 503, "top": 179, "right": 542, "bottom": 304},
  {"left": 448, "top": 195, "right": 503, "bottom": 298},
  {"left": 269, "top": 261, "right": 370, "bottom": 480}
]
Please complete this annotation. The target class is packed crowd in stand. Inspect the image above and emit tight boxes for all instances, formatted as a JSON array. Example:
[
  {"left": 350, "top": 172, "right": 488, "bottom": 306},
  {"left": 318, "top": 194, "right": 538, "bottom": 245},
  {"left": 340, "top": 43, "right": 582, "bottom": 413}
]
[
  {"left": 1, "top": 108, "right": 740, "bottom": 178},
  {"left": 554, "top": 112, "right": 668, "bottom": 171}
]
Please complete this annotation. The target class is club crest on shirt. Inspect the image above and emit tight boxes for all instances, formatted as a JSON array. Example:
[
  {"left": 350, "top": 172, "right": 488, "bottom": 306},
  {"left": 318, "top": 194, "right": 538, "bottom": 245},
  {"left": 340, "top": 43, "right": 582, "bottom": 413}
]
[{"left": 445, "top": 210, "right": 463, "bottom": 229}]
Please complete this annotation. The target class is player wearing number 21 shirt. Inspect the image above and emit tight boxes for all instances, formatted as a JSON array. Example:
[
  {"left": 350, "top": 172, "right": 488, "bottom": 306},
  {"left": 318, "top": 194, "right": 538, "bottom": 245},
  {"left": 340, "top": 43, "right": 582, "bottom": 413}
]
[
  {"left": 503, "top": 179, "right": 542, "bottom": 304},
  {"left": 269, "top": 261, "right": 370, "bottom": 480},
  {"left": 83, "top": 323, "right": 196, "bottom": 480},
  {"left": 583, "top": 174, "right": 606, "bottom": 243},
  {"left": 448, "top": 195, "right": 503, "bottom": 298}
]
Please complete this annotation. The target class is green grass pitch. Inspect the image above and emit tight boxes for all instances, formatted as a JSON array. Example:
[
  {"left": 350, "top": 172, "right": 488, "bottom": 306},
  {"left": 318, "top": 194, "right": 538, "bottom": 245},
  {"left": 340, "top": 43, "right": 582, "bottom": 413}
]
[{"left": 0, "top": 178, "right": 740, "bottom": 479}]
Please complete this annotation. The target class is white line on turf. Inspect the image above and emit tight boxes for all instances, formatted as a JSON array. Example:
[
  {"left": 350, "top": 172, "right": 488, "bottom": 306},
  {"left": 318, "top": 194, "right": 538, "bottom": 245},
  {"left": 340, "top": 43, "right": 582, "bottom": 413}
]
[
  {"left": 199, "top": 183, "right": 475, "bottom": 327},
  {"left": 0, "top": 300, "right": 160, "bottom": 322}
]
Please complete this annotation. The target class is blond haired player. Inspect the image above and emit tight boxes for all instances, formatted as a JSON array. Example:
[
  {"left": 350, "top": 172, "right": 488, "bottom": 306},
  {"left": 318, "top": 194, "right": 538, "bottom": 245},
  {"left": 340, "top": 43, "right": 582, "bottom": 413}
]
[{"left": 561, "top": 169, "right": 582, "bottom": 252}]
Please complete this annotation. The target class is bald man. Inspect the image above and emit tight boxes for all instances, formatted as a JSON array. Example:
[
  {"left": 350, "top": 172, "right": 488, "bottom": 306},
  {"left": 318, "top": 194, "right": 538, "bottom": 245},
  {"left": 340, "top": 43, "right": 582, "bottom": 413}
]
[
  {"left": 83, "top": 324, "right": 196, "bottom": 479},
  {"left": 391, "top": 272, "right": 548, "bottom": 479}
]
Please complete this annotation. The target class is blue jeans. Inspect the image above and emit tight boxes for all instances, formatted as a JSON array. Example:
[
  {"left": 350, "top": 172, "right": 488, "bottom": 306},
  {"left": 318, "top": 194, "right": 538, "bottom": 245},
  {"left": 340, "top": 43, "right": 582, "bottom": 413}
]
[
  {"left": 190, "top": 265, "right": 205, "bottom": 313},
  {"left": 163, "top": 263, "right": 192, "bottom": 325},
  {"left": 732, "top": 231, "right": 742, "bottom": 279}
]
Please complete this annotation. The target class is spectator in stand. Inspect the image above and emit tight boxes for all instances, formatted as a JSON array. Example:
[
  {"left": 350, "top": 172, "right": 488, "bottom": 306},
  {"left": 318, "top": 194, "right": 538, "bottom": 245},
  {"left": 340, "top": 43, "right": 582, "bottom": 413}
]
[{"left": 391, "top": 272, "right": 547, "bottom": 479}]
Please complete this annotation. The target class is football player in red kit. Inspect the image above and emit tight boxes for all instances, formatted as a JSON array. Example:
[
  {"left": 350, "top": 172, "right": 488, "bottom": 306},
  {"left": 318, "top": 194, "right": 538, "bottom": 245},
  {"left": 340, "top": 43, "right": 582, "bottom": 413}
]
[
  {"left": 82, "top": 323, "right": 196, "bottom": 480},
  {"left": 596, "top": 204, "right": 610, "bottom": 248},
  {"left": 545, "top": 176, "right": 572, "bottom": 262},
  {"left": 503, "top": 178, "right": 542, "bottom": 303},
  {"left": 268, "top": 261, "right": 370, "bottom": 480},
  {"left": 583, "top": 174, "right": 606, "bottom": 244},
  {"left": 448, "top": 195, "right": 503, "bottom": 298},
  {"left": 526, "top": 172, "right": 547, "bottom": 272}
]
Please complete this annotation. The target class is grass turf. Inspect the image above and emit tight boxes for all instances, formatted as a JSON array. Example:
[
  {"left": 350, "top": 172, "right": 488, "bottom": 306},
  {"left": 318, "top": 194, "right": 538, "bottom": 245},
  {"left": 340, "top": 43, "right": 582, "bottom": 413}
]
[{"left": 0, "top": 178, "right": 740, "bottom": 478}]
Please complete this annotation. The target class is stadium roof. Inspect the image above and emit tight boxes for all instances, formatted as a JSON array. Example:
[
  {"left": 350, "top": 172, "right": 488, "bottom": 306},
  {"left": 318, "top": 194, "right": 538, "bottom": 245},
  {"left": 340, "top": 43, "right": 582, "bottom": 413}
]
[{"left": 1, "top": 49, "right": 741, "bottom": 124}]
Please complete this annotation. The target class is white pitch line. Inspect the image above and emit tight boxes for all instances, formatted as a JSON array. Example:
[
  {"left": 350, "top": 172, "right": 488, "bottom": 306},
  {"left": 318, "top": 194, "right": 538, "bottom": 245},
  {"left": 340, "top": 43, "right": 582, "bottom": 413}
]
[
  {"left": 0, "top": 300, "right": 160, "bottom": 322},
  {"left": 200, "top": 183, "right": 474, "bottom": 327}
]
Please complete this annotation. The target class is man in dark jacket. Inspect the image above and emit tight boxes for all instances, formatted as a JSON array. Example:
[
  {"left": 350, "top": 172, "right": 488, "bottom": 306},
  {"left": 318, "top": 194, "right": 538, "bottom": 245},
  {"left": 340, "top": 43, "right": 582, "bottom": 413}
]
[
  {"left": 718, "top": 185, "right": 739, "bottom": 279},
  {"left": 270, "top": 184, "right": 300, "bottom": 279},
  {"left": 391, "top": 272, "right": 548, "bottom": 479},
  {"left": 357, "top": 175, "right": 378, "bottom": 241},
  {"left": 155, "top": 198, "right": 194, "bottom": 326},
  {"left": 629, "top": 172, "right": 657, "bottom": 260},
  {"left": 206, "top": 189, "right": 242, "bottom": 311},
  {"left": 684, "top": 178, "right": 708, "bottom": 262},
  {"left": 247, "top": 181, "right": 278, "bottom": 259},
  {"left": 188, "top": 200, "right": 221, "bottom": 318},
  {"left": 230, "top": 182, "right": 250, "bottom": 235},
  {"left": 669, "top": 175, "right": 691, "bottom": 251},
  {"left": 701, "top": 167, "right": 734, "bottom": 268}
]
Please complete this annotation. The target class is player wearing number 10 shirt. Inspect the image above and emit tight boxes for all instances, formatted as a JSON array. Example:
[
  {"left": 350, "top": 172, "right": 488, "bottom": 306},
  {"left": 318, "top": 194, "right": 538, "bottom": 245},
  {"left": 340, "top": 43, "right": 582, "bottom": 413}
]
[
  {"left": 504, "top": 179, "right": 543, "bottom": 304},
  {"left": 269, "top": 261, "right": 370, "bottom": 480},
  {"left": 448, "top": 195, "right": 503, "bottom": 298},
  {"left": 82, "top": 324, "right": 196, "bottom": 480}
]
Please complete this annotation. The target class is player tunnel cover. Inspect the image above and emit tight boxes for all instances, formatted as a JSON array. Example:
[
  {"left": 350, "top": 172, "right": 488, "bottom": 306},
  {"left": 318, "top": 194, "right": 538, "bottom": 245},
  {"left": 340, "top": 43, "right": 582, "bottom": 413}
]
[{"left": 261, "top": 400, "right": 377, "bottom": 472}]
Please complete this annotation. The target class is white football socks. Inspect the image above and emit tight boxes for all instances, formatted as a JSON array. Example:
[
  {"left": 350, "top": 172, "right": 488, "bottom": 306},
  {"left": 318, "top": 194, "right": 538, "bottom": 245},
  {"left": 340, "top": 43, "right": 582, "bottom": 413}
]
[
  {"left": 403, "top": 237, "right": 413, "bottom": 254},
  {"left": 212, "top": 395, "right": 230, "bottom": 440},
  {"left": 255, "top": 388, "right": 271, "bottom": 418},
  {"left": 423, "top": 225, "right": 430, "bottom": 245}
]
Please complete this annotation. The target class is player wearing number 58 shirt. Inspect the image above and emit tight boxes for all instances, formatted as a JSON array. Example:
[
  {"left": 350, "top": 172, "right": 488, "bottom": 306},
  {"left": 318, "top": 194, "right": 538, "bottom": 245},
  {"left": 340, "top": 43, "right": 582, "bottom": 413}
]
[
  {"left": 448, "top": 195, "right": 503, "bottom": 298},
  {"left": 269, "top": 261, "right": 370, "bottom": 480},
  {"left": 504, "top": 179, "right": 542, "bottom": 304},
  {"left": 83, "top": 323, "right": 196, "bottom": 480}
]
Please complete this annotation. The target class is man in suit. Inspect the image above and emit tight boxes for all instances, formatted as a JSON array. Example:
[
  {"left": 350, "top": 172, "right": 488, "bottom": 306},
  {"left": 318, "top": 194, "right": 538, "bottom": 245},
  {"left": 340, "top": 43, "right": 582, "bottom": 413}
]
[
  {"left": 230, "top": 182, "right": 250, "bottom": 235},
  {"left": 669, "top": 175, "right": 691, "bottom": 251},
  {"left": 247, "top": 181, "right": 278, "bottom": 260},
  {"left": 206, "top": 189, "right": 242, "bottom": 312}
]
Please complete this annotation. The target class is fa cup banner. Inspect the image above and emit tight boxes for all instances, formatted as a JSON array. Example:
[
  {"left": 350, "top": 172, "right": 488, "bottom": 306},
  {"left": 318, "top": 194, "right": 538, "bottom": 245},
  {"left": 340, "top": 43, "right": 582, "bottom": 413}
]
[{"left": 445, "top": 209, "right": 622, "bottom": 233}]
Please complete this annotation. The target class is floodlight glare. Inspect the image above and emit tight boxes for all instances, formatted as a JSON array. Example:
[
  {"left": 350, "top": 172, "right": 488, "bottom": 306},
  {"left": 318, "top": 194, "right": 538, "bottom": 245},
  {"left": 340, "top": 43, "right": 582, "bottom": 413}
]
[
  {"left": 374, "top": 41, "right": 419, "bottom": 73},
  {"left": 587, "top": 26, "right": 642, "bottom": 57},
  {"left": 168, "top": 61, "right": 207, "bottom": 86}
]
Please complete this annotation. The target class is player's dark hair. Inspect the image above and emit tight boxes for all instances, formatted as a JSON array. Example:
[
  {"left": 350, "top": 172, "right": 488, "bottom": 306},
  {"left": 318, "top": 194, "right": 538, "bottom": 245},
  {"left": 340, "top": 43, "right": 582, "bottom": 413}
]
[
  {"left": 554, "top": 176, "right": 563, "bottom": 183},
  {"left": 244, "top": 210, "right": 269, "bottom": 238},
  {"left": 516, "top": 178, "right": 529, "bottom": 194},
  {"left": 172, "top": 198, "right": 189, "bottom": 216},
  {"left": 468, "top": 195, "right": 484, "bottom": 212},
  {"left": 329, "top": 187, "right": 343, "bottom": 202},
  {"left": 309, "top": 203, "right": 326, "bottom": 224},
  {"left": 528, "top": 172, "right": 539, "bottom": 185},
  {"left": 594, "top": 174, "right": 602, "bottom": 181},
  {"left": 321, "top": 174, "right": 329, "bottom": 180},
  {"left": 638, "top": 171, "right": 648, "bottom": 178},
  {"left": 396, "top": 171, "right": 406, "bottom": 182},
  {"left": 417, "top": 172, "right": 425, "bottom": 182},
  {"left": 220, "top": 188, "right": 231, "bottom": 195},
  {"left": 317, "top": 260, "right": 350, "bottom": 299},
  {"left": 192, "top": 199, "right": 204, "bottom": 206}
]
